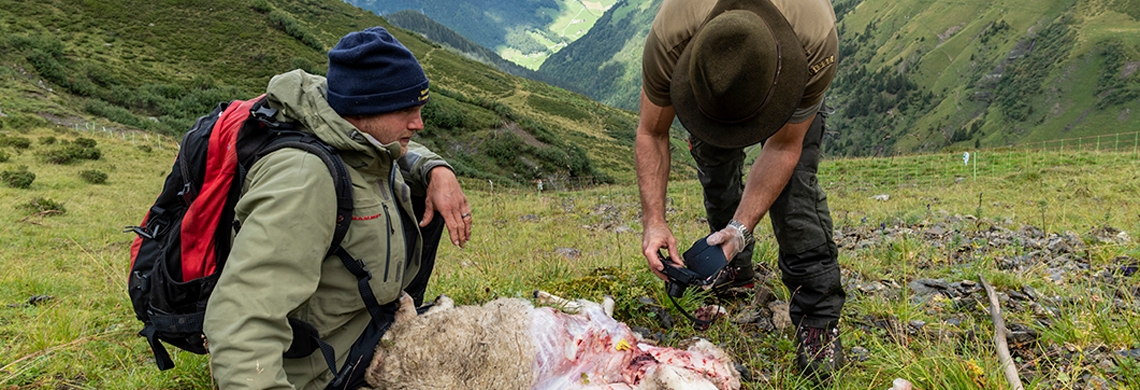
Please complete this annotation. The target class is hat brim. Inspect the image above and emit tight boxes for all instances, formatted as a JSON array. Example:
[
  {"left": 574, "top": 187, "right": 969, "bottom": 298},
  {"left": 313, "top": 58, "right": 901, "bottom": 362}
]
[{"left": 671, "top": 0, "right": 808, "bottom": 148}]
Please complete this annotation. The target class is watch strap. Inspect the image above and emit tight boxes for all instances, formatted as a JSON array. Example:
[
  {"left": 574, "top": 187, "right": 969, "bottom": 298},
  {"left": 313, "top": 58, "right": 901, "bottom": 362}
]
[{"left": 728, "top": 219, "right": 754, "bottom": 246}]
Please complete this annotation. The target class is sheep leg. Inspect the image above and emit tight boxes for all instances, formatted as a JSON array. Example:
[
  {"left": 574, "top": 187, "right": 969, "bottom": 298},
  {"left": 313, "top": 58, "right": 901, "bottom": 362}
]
[
  {"left": 394, "top": 292, "right": 417, "bottom": 323},
  {"left": 602, "top": 295, "right": 615, "bottom": 318},
  {"left": 534, "top": 290, "right": 582, "bottom": 313},
  {"left": 424, "top": 295, "right": 454, "bottom": 315}
]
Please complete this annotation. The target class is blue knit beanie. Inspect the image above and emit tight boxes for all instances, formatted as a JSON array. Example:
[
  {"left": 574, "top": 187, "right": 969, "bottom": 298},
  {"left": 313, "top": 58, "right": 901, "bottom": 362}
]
[{"left": 326, "top": 27, "right": 429, "bottom": 117}]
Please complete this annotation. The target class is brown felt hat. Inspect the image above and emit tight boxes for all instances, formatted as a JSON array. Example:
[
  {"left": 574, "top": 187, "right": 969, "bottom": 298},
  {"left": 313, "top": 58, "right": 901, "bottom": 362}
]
[{"left": 671, "top": 0, "right": 808, "bottom": 148}]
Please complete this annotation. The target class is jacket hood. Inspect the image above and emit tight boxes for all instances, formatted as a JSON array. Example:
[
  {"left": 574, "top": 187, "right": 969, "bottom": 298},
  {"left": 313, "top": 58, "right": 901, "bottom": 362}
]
[{"left": 264, "top": 69, "right": 404, "bottom": 159}]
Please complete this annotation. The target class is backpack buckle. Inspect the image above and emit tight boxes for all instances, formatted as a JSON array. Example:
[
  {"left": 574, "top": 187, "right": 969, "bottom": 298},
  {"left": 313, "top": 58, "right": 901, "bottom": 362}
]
[
  {"left": 251, "top": 101, "right": 296, "bottom": 131},
  {"left": 125, "top": 218, "right": 166, "bottom": 239},
  {"left": 126, "top": 225, "right": 154, "bottom": 239},
  {"left": 177, "top": 182, "right": 197, "bottom": 205},
  {"left": 252, "top": 104, "right": 278, "bottom": 120}
]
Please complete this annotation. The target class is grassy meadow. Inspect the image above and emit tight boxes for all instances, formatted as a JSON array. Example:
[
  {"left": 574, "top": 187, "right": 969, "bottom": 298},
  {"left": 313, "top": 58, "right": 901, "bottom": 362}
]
[{"left": 2, "top": 123, "right": 1139, "bottom": 389}]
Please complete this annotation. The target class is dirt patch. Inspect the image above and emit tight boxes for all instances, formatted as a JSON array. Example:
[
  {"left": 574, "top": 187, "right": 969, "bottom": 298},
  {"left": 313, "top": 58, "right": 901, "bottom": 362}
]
[
  {"left": 581, "top": 1, "right": 608, "bottom": 11},
  {"left": 938, "top": 24, "right": 964, "bottom": 44},
  {"left": 503, "top": 122, "right": 548, "bottom": 148},
  {"left": 1062, "top": 107, "right": 1093, "bottom": 133},
  {"left": 1122, "top": 61, "right": 1139, "bottom": 79},
  {"left": 1049, "top": 102, "right": 1065, "bottom": 117},
  {"left": 38, "top": 112, "right": 85, "bottom": 127}
]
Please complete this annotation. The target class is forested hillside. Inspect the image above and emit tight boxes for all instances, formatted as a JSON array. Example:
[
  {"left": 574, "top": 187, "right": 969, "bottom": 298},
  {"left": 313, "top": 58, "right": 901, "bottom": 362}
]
[
  {"left": 828, "top": 0, "right": 1140, "bottom": 156},
  {"left": 0, "top": 0, "right": 676, "bottom": 186},
  {"left": 343, "top": 0, "right": 618, "bottom": 69},
  {"left": 538, "top": 0, "right": 660, "bottom": 111},
  {"left": 384, "top": 10, "right": 558, "bottom": 84},
  {"left": 535, "top": 0, "right": 1140, "bottom": 156}
]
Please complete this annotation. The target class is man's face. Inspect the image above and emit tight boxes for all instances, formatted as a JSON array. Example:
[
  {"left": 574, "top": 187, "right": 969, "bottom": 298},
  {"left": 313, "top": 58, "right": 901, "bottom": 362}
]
[{"left": 346, "top": 105, "right": 424, "bottom": 155}]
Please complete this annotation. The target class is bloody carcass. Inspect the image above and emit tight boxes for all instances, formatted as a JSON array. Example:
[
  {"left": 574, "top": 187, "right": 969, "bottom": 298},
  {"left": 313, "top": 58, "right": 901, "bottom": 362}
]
[{"left": 363, "top": 293, "right": 741, "bottom": 390}]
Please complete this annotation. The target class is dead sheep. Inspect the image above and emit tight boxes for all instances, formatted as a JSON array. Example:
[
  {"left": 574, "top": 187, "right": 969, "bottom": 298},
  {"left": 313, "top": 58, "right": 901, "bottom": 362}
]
[{"left": 363, "top": 292, "right": 741, "bottom": 390}]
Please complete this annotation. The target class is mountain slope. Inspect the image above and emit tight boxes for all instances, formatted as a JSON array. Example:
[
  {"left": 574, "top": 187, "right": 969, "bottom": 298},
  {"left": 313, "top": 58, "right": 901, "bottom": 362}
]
[
  {"left": 535, "top": 0, "right": 1140, "bottom": 156},
  {"left": 384, "top": 10, "right": 553, "bottom": 83},
  {"left": 830, "top": 0, "right": 1140, "bottom": 156},
  {"left": 343, "top": 0, "right": 618, "bottom": 69},
  {"left": 538, "top": 0, "right": 659, "bottom": 111},
  {"left": 0, "top": 0, "right": 679, "bottom": 186}
]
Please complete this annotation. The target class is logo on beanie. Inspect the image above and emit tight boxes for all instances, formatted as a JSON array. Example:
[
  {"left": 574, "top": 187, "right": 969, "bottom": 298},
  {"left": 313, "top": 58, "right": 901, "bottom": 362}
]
[{"left": 326, "top": 26, "right": 432, "bottom": 116}]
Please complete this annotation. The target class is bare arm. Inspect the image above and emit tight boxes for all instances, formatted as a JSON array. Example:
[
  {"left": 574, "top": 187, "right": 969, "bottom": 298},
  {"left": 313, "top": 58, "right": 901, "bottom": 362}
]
[
  {"left": 635, "top": 89, "right": 683, "bottom": 280},
  {"left": 706, "top": 116, "right": 812, "bottom": 261},
  {"left": 735, "top": 116, "right": 812, "bottom": 230}
]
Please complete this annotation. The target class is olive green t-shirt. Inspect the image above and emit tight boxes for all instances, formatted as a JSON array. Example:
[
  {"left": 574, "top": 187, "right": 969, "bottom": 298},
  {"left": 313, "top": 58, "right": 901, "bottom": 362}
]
[{"left": 642, "top": 0, "right": 838, "bottom": 124}]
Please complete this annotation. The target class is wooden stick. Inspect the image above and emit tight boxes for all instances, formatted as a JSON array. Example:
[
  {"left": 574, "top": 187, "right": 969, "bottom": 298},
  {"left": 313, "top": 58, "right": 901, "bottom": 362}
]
[{"left": 979, "top": 275, "right": 1025, "bottom": 390}]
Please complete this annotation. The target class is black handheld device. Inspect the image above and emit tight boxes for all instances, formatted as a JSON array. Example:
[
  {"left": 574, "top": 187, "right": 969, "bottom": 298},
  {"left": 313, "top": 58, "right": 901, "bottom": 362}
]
[{"left": 660, "top": 237, "right": 729, "bottom": 298}]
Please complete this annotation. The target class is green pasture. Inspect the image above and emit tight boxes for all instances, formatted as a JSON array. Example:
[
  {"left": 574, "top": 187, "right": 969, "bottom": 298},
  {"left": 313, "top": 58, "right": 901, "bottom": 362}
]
[{"left": 2, "top": 124, "right": 1138, "bottom": 389}]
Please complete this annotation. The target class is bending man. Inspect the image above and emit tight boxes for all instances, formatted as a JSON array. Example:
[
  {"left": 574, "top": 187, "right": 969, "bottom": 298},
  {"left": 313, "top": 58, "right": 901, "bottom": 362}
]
[{"left": 636, "top": 0, "right": 845, "bottom": 381}]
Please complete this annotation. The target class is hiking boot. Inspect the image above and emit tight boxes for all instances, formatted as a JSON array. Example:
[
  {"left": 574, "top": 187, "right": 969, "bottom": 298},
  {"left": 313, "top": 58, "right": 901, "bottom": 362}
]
[
  {"left": 795, "top": 324, "right": 845, "bottom": 382},
  {"left": 710, "top": 259, "right": 755, "bottom": 296}
]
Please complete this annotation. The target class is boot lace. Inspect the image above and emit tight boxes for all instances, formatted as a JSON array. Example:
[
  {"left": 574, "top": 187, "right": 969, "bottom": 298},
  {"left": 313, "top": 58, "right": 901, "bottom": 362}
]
[{"left": 798, "top": 325, "right": 839, "bottom": 362}]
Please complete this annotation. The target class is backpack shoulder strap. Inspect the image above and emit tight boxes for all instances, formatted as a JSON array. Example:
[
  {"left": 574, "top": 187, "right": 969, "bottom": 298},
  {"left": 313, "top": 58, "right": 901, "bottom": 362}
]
[
  {"left": 237, "top": 98, "right": 353, "bottom": 255},
  {"left": 237, "top": 102, "right": 396, "bottom": 382},
  {"left": 257, "top": 134, "right": 354, "bottom": 256},
  {"left": 249, "top": 123, "right": 363, "bottom": 378}
]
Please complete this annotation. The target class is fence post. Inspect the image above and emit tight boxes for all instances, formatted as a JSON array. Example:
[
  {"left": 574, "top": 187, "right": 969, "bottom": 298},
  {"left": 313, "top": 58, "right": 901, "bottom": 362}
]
[
  {"left": 894, "top": 155, "right": 899, "bottom": 188},
  {"left": 1027, "top": 144, "right": 1032, "bottom": 172}
]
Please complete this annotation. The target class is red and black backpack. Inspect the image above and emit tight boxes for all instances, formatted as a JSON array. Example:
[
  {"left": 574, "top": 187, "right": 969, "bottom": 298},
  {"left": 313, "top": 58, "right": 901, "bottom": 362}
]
[{"left": 126, "top": 97, "right": 389, "bottom": 389}]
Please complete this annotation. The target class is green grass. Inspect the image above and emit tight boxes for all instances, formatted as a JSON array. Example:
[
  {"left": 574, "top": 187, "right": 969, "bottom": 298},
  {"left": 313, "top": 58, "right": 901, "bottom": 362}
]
[
  {"left": 495, "top": 0, "right": 618, "bottom": 69},
  {"left": 3, "top": 122, "right": 1138, "bottom": 388},
  {"left": 784, "top": 0, "right": 1140, "bottom": 157},
  {"left": 0, "top": 0, "right": 650, "bottom": 191}
]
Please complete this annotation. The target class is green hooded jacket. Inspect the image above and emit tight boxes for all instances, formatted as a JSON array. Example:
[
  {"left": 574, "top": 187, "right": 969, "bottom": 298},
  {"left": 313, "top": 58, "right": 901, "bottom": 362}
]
[{"left": 203, "top": 70, "right": 450, "bottom": 389}]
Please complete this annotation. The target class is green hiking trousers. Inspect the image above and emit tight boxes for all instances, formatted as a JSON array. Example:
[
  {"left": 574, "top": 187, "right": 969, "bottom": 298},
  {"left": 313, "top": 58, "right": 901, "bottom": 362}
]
[{"left": 688, "top": 110, "right": 845, "bottom": 328}]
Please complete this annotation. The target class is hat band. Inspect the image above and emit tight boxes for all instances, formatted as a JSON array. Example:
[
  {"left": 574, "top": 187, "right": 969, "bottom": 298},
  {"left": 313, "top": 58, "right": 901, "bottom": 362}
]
[{"left": 697, "top": 19, "right": 784, "bottom": 125}]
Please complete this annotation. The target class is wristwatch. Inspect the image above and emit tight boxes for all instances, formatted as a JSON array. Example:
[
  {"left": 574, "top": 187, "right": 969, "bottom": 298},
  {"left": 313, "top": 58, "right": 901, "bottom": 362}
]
[{"left": 727, "top": 219, "right": 754, "bottom": 246}]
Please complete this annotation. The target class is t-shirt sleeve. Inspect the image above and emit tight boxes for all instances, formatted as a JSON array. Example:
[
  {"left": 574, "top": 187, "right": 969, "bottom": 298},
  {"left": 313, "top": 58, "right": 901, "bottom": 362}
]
[
  {"left": 788, "top": 100, "right": 823, "bottom": 124},
  {"left": 792, "top": 18, "right": 839, "bottom": 123},
  {"left": 641, "top": 30, "right": 678, "bottom": 108}
]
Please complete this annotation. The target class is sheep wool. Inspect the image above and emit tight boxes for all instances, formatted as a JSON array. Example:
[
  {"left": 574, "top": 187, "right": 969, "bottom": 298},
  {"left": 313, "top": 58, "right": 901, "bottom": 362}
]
[{"left": 364, "top": 295, "right": 741, "bottom": 390}]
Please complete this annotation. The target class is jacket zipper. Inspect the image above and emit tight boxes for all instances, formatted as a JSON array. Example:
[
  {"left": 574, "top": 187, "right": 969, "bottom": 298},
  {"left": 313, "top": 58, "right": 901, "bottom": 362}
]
[
  {"left": 383, "top": 203, "right": 392, "bottom": 282},
  {"left": 381, "top": 155, "right": 400, "bottom": 284},
  {"left": 385, "top": 162, "right": 400, "bottom": 283}
]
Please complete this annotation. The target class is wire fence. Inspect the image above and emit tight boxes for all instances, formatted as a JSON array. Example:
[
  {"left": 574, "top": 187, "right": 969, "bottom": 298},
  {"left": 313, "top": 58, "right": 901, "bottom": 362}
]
[
  {"left": 818, "top": 131, "right": 1140, "bottom": 190},
  {"left": 69, "top": 121, "right": 180, "bottom": 150},
  {"left": 458, "top": 131, "right": 1140, "bottom": 194},
  {"left": 60, "top": 121, "right": 1140, "bottom": 195}
]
